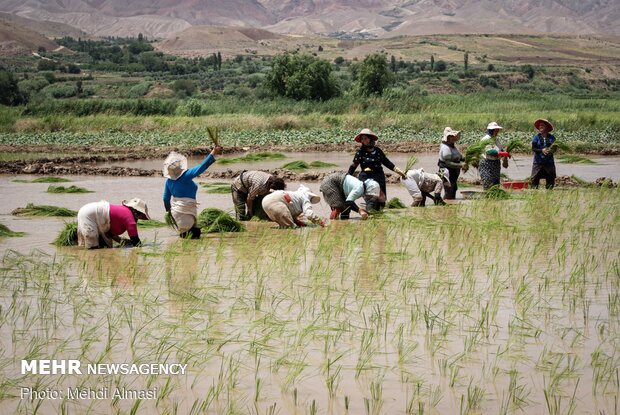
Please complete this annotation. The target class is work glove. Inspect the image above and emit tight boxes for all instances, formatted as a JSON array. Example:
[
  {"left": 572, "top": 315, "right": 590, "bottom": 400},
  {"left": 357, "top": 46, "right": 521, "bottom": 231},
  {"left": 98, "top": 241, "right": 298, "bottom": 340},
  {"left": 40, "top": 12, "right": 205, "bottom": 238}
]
[
  {"left": 330, "top": 208, "right": 341, "bottom": 220},
  {"left": 434, "top": 193, "right": 446, "bottom": 206},
  {"left": 394, "top": 167, "right": 407, "bottom": 178}
]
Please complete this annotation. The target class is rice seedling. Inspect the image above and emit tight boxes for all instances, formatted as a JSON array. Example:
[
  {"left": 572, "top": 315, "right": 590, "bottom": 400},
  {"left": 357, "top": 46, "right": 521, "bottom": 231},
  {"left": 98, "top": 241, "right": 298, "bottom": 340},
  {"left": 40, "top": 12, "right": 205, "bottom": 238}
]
[
  {"left": 385, "top": 197, "right": 406, "bottom": 209},
  {"left": 12, "top": 203, "right": 77, "bottom": 217},
  {"left": 164, "top": 212, "right": 178, "bottom": 230},
  {"left": 217, "top": 152, "right": 285, "bottom": 165},
  {"left": 199, "top": 182, "right": 231, "bottom": 194},
  {"left": 197, "top": 208, "right": 245, "bottom": 233},
  {"left": 206, "top": 126, "right": 220, "bottom": 146},
  {"left": 46, "top": 185, "right": 93, "bottom": 193},
  {"left": 282, "top": 160, "right": 309, "bottom": 170},
  {"left": 464, "top": 138, "right": 493, "bottom": 167},
  {"left": 505, "top": 138, "right": 530, "bottom": 153},
  {"left": 557, "top": 154, "right": 596, "bottom": 164},
  {"left": 138, "top": 219, "right": 167, "bottom": 228},
  {"left": 549, "top": 141, "right": 572, "bottom": 153},
  {"left": 405, "top": 156, "right": 418, "bottom": 172},
  {"left": 13, "top": 176, "right": 72, "bottom": 183},
  {"left": 0, "top": 223, "right": 25, "bottom": 237},
  {"left": 483, "top": 185, "right": 511, "bottom": 199},
  {"left": 53, "top": 221, "right": 78, "bottom": 246}
]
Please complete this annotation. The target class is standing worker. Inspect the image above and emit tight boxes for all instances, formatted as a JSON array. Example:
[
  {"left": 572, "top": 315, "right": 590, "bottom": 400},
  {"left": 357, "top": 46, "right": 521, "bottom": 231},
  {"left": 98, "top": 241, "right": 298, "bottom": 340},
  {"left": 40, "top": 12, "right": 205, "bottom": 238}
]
[
  {"left": 261, "top": 185, "right": 325, "bottom": 228},
  {"left": 530, "top": 119, "right": 557, "bottom": 189},
  {"left": 320, "top": 172, "right": 382, "bottom": 220},
  {"left": 438, "top": 126, "right": 467, "bottom": 199},
  {"left": 348, "top": 128, "right": 406, "bottom": 212},
  {"left": 163, "top": 147, "right": 222, "bottom": 239},
  {"left": 77, "top": 198, "right": 150, "bottom": 249},
  {"left": 478, "top": 122, "right": 509, "bottom": 190},
  {"left": 231, "top": 171, "right": 286, "bottom": 221}
]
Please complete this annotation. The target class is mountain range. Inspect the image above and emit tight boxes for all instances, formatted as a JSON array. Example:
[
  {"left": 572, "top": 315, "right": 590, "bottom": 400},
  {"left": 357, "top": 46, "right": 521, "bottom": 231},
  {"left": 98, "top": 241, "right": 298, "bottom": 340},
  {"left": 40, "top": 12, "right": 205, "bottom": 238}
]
[{"left": 0, "top": 0, "right": 618, "bottom": 39}]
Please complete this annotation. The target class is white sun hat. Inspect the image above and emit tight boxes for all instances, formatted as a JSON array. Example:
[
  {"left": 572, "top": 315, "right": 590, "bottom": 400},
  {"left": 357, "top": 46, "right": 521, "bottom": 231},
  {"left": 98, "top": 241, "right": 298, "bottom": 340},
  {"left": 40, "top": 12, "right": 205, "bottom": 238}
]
[
  {"left": 486, "top": 121, "right": 503, "bottom": 130},
  {"left": 163, "top": 151, "right": 188, "bottom": 180}
]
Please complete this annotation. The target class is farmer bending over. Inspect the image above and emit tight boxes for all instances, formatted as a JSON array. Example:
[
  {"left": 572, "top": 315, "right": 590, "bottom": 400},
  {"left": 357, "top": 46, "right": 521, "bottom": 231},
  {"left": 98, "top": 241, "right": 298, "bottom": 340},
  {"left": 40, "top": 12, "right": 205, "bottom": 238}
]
[
  {"left": 261, "top": 185, "right": 325, "bottom": 228},
  {"left": 231, "top": 171, "right": 286, "bottom": 221},
  {"left": 403, "top": 168, "right": 446, "bottom": 207},
  {"left": 320, "top": 172, "right": 382, "bottom": 220},
  {"left": 77, "top": 198, "right": 150, "bottom": 249}
]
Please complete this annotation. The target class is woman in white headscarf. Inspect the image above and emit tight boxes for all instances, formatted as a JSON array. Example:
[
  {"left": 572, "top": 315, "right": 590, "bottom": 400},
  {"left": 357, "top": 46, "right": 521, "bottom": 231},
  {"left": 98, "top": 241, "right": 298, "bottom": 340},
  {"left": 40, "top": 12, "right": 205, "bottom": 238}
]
[
  {"left": 163, "top": 147, "right": 221, "bottom": 238},
  {"left": 478, "top": 122, "right": 509, "bottom": 190},
  {"left": 261, "top": 185, "right": 325, "bottom": 228}
]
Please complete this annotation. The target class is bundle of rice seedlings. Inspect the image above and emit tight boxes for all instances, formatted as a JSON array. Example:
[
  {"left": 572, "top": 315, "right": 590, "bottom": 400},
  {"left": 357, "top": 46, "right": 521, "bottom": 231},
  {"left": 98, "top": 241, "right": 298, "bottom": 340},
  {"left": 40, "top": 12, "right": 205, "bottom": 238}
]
[
  {"left": 386, "top": 198, "right": 406, "bottom": 209},
  {"left": 464, "top": 138, "right": 493, "bottom": 167},
  {"left": 309, "top": 161, "right": 337, "bottom": 168},
  {"left": 282, "top": 161, "right": 309, "bottom": 171},
  {"left": 200, "top": 182, "right": 232, "bottom": 194},
  {"left": 47, "top": 185, "right": 93, "bottom": 193},
  {"left": 506, "top": 138, "right": 529, "bottom": 153},
  {"left": 12, "top": 203, "right": 77, "bottom": 217},
  {"left": 0, "top": 223, "right": 25, "bottom": 237},
  {"left": 483, "top": 185, "right": 511, "bottom": 200},
  {"left": 197, "top": 208, "right": 245, "bottom": 233},
  {"left": 557, "top": 155, "right": 596, "bottom": 164},
  {"left": 549, "top": 141, "right": 571, "bottom": 153},
  {"left": 138, "top": 219, "right": 167, "bottom": 228},
  {"left": 14, "top": 176, "right": 72, "bottom": 183},
  {"left": 218, "top": 152, "right": 285, "bottom": 165},
  {"left": 206, "top": 126, "right": 220, "bottom": 146},
  {"left": 53, "top": 221, "right": 78, "bottom": 246},
  {"left": 164, "top": 212, "right": 178, "bottom": 230},
  {"left": 404, "top": 156, "right": 418, "bottom": 172}
]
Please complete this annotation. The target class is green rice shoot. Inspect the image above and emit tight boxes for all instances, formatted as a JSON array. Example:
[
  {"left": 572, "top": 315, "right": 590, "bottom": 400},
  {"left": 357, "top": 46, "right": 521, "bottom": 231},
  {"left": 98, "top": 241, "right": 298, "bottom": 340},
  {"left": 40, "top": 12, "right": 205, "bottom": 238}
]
[
  {"left": 200, "top": 182, "right": 231, "bottom": 194},
  {"left": 197, "top": 208, "right": 245, "bottom": 233},
  {"left": 138, "top": 219, "right": 167, "bottom": 228},
  {"left": 47, "top": 185, "right": 93, "bottom": 193},
  {"left": 483, "top": 185, "right": 511, "bottom": 199},
  {"left": 53, "top": 221, "right": 78, "bottom": 246},
  {"left": 404, "top": 156, "right": 418, "bottom": 172},
  {"left": 13, "top": 176, "right": 72, "bottom": 183},
  {"left": 164, "top": 212, "right": 178, "bottom": 230},
  {"left": 464, "top": 138, "right": 493, "bottom": 167},
  {"left": 218, "top": 152, "right": 285, "bottom": 165},
  {"left": 557, "top": 154, "right": 596, "bottom": 164},
  {"left": 506, "top": 138, "right": 529, "bottom": 153},
  {"left": 206, "top": 126, "right": 220, "bottom": 146},
  {"left": 0, "top": 223, "right": 25, "bottom": 237},
  {"left": 12, "top": 203, "right": 77, "bottom": 217},
  {"left": 386, "top": 197, "right": 406, "bottom": 209},
  {"left": 282, "top": 160, "right": 309, "bottom": 170}
]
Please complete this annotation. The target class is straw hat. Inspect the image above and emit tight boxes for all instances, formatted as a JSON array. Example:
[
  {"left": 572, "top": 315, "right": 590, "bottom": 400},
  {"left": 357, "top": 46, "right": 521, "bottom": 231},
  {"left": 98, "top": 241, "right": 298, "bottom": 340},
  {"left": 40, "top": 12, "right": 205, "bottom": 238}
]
[
  {"left": 364, "top": 179, "right": 381, "bottom": 198},
  {"left": 486, "top": 122, "right": 503, "bottom": 130},
  {"left": 442, "top": 127, "right": 461, "bottom": 142},
  {"left": 534, "top": 119, "right": 554, "bottom": 132},
  {"left": 354, "top": 128, "right": 379, "bottom": 143},
  {"left": 122, "top": 198, "right": 151, "bottom": 220},
  {"left": 163, "top": 151, "right": 188, "bottom": 180}
]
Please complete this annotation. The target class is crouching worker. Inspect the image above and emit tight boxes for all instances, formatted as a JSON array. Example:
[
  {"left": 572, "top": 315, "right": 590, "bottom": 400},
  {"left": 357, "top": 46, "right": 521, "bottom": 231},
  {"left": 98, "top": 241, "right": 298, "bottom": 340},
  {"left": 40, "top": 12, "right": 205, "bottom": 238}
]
[
  {"left": 261, "top": 185, "right": 325, "bottom": 228},
  {"left": 403, "top": 168, "right": 446, "bottom": 207},
  {"left": 319, "top": 172, "right": 382, "bottom": 220},
  {"left": 231, "top": 171, "right": 286, "bottom": 221},
  {"left": 77, "top": 198, "right": 150, "bottom": 249},
  {"left": 163, "top": 147, "right": 222, "bottom": 239}
]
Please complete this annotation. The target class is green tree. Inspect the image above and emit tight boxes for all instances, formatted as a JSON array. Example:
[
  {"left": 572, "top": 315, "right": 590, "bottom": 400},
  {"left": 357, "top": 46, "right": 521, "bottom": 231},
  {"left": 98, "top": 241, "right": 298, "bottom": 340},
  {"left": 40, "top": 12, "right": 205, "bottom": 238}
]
[
  {"left": 355, "top": 53, "right": 393, "bottom": 96},
  {"left": 266, "top": 54, "right": 339, "bottom": 101},
  {"left": 0, "top": 71, "right": 26, "bottom": 105},
  {"left": 217, "top": 52, "right": 222, "bottom": 70},
  {"left": 390, "top": 55, "right": 397, "bottom": 72},
  {"left": 464, "top": 52, "right": 469, "bottom": 70},
  {"left": 435, "top": 60, "right": 447, "bottom": 72},
  {"left": 430, "top": 55, "right": 435, "bottom": 71}
]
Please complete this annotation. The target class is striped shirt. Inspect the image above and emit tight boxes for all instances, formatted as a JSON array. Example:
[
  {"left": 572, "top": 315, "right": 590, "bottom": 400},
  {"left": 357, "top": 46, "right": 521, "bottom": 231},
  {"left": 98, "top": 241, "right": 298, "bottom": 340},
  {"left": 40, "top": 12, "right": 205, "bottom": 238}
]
[{"left": 232, "top": 171, "right": 272, "bottom": 202}]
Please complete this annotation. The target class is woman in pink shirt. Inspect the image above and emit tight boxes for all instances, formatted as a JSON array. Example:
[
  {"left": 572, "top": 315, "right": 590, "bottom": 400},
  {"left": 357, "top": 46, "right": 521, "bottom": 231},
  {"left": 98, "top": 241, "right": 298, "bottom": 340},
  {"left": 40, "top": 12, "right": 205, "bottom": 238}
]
[{"left": 77, "top": 198, "right": 150, "bottom": 249}]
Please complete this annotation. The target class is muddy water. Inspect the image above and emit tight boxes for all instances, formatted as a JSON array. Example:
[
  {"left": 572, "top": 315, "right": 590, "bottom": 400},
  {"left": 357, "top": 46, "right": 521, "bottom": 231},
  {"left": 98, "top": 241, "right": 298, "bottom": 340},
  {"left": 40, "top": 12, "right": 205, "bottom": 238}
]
[
  {"left": 0, "top": 185, "right": 617, "bottom": 414},
  {"left": 99, "top": 151, "right": 620, "bottom": 182},
  {"left": 0, "top": 175, "right": 422, "bottom": 253}
]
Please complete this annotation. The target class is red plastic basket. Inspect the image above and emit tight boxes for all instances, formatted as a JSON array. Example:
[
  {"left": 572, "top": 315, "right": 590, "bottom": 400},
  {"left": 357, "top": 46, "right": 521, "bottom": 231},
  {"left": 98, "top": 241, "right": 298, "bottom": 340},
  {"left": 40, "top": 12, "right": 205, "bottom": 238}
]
[{"left": 502, "top": 181, "right": 529, "bottom": 190}]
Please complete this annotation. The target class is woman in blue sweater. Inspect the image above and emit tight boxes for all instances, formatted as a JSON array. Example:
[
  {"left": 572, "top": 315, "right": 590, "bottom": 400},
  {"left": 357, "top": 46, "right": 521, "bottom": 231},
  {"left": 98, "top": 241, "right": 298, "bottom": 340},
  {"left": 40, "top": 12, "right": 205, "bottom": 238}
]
[{"left": 163, "top": 147, "right": 221, "bottom": 238}]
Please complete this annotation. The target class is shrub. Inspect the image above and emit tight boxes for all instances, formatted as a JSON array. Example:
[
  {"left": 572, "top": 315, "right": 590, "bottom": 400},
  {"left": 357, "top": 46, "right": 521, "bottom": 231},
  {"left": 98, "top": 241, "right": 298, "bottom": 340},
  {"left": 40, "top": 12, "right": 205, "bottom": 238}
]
[
  {"left": 266, "top": 53, "right": 339, "bottom": 101},
  {"left": 356, "top": 53, "right": 393, "bottom": 96}
]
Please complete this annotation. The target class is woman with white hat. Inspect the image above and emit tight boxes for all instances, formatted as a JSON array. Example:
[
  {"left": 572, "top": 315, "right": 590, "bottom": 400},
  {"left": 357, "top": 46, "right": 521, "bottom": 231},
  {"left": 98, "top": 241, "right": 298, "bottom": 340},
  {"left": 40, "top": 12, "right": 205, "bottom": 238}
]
[
  {"left": 403, "top": 168, "right": 446, "bottom": 207},
  {"left": 320, "top": 172, "right": 383, "bottom": 220},
  {"left": 348, "top": 128, "right": 406, "bottom": 212},
  {"left": 478, "top": 121, "right": 509, "bottom": 189},
  {"left": 261, "top": 185, "right": 325, "bottom": 228},
  {"left": 530, "top": 119, "right": 557, "bottom": 189},
  {"left": 77, "top": 198, "right": 150, "bottom": 249},
  {"left": 438, "top": 126, "right": 467, "bottom": 199},
  {"left": 162, "top": 146, "right": 222, "bottom": 238}
]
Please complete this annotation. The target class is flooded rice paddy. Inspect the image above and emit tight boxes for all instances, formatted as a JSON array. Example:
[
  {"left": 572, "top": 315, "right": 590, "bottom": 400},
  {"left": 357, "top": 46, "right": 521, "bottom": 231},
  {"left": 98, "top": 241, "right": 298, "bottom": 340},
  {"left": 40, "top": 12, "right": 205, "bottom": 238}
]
[{"left": 0, "top": 159, "right": 618, "bottom": 414}]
